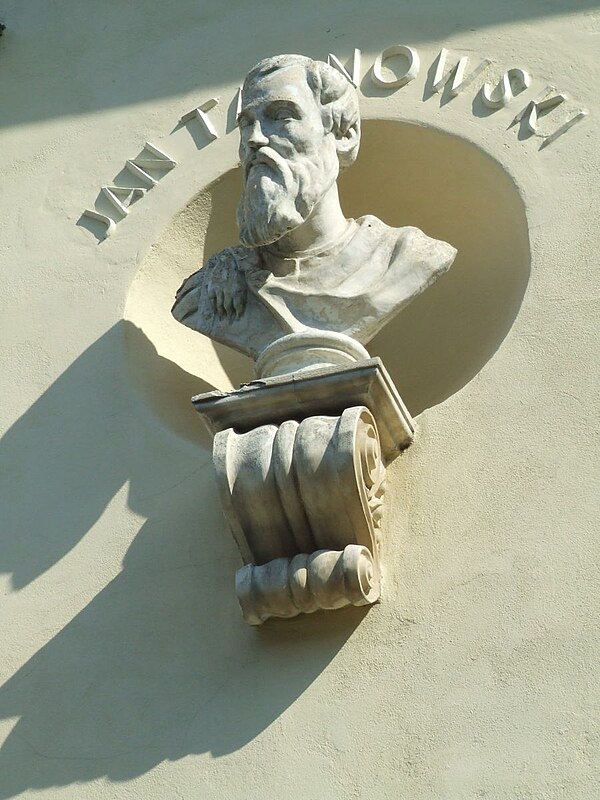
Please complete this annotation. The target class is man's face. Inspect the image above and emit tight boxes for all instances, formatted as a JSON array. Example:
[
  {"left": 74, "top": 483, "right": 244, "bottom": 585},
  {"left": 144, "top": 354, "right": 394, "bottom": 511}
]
[{"left": 236, "top": 64, "right": 339, "bottom": 248}]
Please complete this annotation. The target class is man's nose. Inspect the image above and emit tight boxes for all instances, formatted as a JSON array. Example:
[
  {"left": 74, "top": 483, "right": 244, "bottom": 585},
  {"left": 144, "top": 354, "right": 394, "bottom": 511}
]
[{"left": 246, "top": 119, "right": 269, "bottom": 150}]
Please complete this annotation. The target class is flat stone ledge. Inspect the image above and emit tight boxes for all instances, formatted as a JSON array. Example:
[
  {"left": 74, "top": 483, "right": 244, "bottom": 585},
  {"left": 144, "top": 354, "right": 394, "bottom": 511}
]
[{"left": 192, "top": 357, "right": 414, "bottom": 463}]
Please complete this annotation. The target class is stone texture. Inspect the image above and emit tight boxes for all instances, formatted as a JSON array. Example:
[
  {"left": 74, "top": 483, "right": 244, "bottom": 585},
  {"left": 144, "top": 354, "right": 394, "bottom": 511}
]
[
  {"left": 209, "top": 398, "right": 388, "bottom": 624},
  {"left": 236, "top": 545, "right": 380, "bottom": 625},
  {"left": 193, "top": 359, "right": 412, "bottom": 624},
  {"left": 193, "top": 356, "right": 414, "bottom": 463}
]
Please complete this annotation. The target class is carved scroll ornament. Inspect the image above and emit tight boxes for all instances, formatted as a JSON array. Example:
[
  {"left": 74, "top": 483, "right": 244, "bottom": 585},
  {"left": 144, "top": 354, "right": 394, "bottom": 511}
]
[
  {"left": 216, "top": 406, "right": 384, "bottom": 623},
  {"left": 194, "top": 358, "right": 413, "bottom": 624}
]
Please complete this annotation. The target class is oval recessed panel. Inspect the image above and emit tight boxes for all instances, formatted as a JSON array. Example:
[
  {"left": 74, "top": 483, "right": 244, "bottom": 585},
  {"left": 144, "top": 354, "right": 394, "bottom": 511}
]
[{"left": 125, "top": 119, "right": 530, "bottom": 444}]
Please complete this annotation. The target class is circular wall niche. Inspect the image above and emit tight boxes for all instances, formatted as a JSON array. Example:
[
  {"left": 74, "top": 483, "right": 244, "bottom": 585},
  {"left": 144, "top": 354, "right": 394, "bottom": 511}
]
[{"left": 125, "top": 119, "right": 530, "bottom": 444}]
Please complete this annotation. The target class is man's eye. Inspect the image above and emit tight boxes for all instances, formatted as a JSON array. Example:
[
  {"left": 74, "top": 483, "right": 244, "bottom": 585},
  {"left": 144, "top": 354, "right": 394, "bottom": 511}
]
[{"left": 272, "top": 107, "right": 295, "bottom": 121}]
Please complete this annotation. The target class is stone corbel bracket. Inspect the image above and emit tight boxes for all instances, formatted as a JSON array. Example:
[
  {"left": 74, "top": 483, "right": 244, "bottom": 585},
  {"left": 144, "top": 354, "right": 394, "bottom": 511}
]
[{"left": 193, "top": 358, "right": 414, "bottom": 625}]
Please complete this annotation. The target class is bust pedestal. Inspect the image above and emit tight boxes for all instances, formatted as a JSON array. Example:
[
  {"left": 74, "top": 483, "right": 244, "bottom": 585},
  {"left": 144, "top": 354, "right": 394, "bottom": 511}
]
[{"left": 193, "top": 358, "right": 414, "bottom": 625}]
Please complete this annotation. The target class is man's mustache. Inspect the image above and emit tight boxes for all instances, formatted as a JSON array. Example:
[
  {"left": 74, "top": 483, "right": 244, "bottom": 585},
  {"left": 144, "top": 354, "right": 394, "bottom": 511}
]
[
  {"left": 238, "top": 147, "right": 315, "bottom": 247},
  {"left": 244, "top": 146, "right": 290, "bottom": 181}
]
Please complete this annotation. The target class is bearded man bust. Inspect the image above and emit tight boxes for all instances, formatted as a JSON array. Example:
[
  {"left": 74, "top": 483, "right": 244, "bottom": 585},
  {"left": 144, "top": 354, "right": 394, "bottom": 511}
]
[{"left": 172, "top": 54, "right": 457, "bottom": 373}]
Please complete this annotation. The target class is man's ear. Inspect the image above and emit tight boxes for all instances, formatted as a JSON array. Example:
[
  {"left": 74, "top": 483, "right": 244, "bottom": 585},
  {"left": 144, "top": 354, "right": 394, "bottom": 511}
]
[{"left": 335, "top": 120, "right": 361, "bottom": 169}]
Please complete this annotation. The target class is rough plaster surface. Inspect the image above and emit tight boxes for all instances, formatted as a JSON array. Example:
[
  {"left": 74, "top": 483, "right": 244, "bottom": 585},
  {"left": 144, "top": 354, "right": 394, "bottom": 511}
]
[{"left": 1, "top": 1, "right": 599, "bottom": 798}]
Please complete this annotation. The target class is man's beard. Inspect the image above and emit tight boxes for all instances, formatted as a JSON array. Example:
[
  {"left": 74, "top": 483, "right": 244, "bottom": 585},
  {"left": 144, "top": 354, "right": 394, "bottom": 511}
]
[{"left": 237, "top": 146, "right": 336, "bottom": 249}]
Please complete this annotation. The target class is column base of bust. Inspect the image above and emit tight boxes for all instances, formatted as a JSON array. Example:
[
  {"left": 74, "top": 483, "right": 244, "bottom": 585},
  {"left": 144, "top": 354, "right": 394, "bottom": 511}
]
[
  {"left": 253, "top": 330, "right": 371, "bottom": 379},
  {"left": 193, "top": 357, "right": 414, "bottom": 626},
  {"left": 236, "top": 545, "right": 380, "bottom": 626}
]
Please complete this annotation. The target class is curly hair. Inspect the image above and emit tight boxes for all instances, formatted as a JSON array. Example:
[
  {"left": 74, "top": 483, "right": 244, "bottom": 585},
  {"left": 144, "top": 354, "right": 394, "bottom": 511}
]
[{"left": 242, "top": 54, "right": 361, "bottom": 168}]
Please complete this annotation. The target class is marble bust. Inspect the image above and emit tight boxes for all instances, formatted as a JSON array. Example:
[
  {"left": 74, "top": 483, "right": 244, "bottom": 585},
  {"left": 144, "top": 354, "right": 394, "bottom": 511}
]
[
  {"left": 172, "top": 54, "right": 457, "bottom": 375},
  {"left": 172, "top": 54, "right": 456, "bottom": 622}
]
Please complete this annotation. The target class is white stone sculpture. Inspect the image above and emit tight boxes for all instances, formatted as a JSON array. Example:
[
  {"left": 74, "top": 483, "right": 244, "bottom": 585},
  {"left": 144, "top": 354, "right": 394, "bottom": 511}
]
[{"left": 171, "top": 54, "right": 457, "bottom": 625}]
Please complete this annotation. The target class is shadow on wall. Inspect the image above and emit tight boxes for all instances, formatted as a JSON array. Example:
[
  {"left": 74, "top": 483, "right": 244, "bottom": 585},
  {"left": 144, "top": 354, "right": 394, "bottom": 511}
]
[
  {"left": 0, "top": 323, "right": 211, "bottom": 591},
  {"left": 1, "top": 0, "right": 598, "bottom": 130},
  {"left": 0, "top": 321, "right": 367, "bottom": 797},
  {"left": 0, "top": 565, "right": 364, "bottom": 796}
]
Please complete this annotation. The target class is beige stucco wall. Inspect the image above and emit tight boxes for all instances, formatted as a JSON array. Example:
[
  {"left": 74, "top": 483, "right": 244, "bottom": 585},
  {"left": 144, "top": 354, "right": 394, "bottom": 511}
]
[{"left": 1, "top": 2, "right": 599, "bottom": 798}]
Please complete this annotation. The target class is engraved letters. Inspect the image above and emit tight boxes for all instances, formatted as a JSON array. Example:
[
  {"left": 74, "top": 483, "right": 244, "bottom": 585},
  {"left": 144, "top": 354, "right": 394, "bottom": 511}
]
[
  {"left": 82, "top": 141, "right": 177, "bottom": 240},
  {"left": 431, "top": 48, "right": 492, "bottom": 97},
  {"left": 180, "top": 98, "right": 220, "bottom": 140},
  {"left": 372, "top": 45, "right": 420, "bottom": 88},
  {"left": 481, "top": 68, "right": 531, "bottom": 109},
  {"left": 125, "top": 142, "right": 177, "bottom": 186},
  {"left": 80, "top": 45, "right": 588, "bottom": 242},
  {"left": 327, "top": 49, "right": 361, "bottom": 88}
]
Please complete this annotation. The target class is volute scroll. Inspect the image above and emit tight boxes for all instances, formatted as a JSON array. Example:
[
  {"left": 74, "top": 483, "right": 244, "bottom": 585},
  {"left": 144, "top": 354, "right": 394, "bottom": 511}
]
[{"left": 196, "top": 358, "right": 412, "bottom": 625}]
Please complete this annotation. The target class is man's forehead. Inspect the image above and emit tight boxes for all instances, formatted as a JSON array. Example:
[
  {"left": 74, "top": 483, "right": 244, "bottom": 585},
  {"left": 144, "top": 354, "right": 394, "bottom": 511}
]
[{"left": 242, "top": 64, "right": 314, "bottom": 108}]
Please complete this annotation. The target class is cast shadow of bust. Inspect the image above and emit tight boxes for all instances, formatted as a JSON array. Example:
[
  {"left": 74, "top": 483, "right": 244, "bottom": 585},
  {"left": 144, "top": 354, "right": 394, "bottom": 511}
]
[{"left": 0, "top": 321, "right": 365, "bottom": 797}]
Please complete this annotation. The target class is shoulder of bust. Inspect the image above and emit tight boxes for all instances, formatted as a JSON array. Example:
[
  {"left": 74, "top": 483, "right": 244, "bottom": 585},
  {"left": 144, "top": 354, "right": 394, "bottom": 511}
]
[
  {"left": 355, "top": 215, "right": 419, "bottom": 246},
  {"left": 355, "top": 214, "right": 389, "bottom": 233},
  {"left": 392, "top": 225, "right": 457, "bottom": 262},
  {"left": 357, "top": 215, "right": 456, "bottom": 262},
  {"left": 204, "top": 245, "right": 258, "bottom": 272}
]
